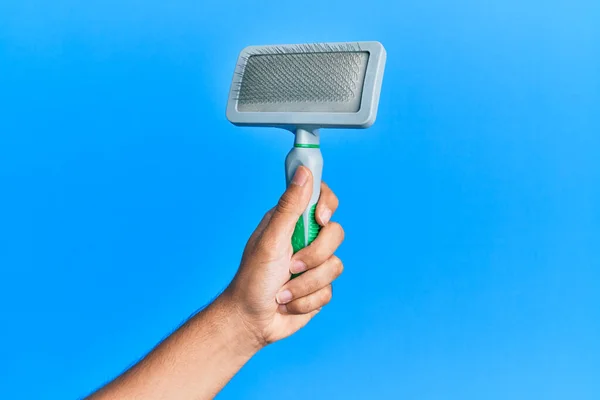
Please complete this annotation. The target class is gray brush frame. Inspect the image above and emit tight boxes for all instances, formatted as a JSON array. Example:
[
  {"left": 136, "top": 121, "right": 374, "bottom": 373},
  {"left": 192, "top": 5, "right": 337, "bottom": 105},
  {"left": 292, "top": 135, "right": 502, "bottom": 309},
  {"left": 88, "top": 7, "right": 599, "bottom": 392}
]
[{"left": 226, "top": 41, "right": 386, "bottom": 129}]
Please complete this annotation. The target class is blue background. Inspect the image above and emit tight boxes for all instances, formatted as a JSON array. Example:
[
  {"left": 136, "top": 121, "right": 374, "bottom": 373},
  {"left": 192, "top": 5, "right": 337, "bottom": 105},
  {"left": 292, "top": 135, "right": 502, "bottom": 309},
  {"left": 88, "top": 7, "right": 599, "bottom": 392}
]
[{"left": 1, "top": 1, "right": 599, "bottom": 399}]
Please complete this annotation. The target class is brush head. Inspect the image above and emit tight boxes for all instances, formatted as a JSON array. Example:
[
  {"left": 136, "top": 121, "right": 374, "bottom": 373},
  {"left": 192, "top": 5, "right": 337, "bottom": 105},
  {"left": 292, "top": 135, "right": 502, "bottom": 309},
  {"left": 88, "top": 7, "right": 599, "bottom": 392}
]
[{"left": 226, "top": 41, "right": 386, "bottom": 129}]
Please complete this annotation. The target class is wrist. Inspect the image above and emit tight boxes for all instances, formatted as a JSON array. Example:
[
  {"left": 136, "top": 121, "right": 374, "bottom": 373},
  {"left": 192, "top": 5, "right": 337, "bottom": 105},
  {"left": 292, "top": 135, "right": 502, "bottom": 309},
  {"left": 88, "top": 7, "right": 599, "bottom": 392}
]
[{"left": 212, "top": 291, "right": 266, "bottom": 356}]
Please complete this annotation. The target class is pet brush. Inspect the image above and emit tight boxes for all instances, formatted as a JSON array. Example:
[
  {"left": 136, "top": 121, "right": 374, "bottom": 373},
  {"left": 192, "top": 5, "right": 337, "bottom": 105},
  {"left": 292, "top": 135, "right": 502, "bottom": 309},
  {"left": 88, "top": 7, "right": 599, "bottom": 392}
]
[{"left": 226, "top": 41, "right": 386, "bottom": 254}]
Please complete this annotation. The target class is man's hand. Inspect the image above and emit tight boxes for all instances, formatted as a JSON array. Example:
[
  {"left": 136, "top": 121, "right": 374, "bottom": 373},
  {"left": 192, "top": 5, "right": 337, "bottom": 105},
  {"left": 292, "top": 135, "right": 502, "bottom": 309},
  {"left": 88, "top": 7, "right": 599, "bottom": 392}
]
[
  {"left": 88, "top": 166, "right": 343, "bottom": 400},
  {"left": 223, "top": 166, "right": 344, "bottom": 345}
]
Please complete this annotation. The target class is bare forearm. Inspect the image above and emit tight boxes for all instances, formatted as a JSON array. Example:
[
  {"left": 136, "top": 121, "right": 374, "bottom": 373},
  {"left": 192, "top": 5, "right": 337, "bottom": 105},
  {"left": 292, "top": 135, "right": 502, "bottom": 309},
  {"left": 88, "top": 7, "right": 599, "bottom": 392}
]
[{"left": 89, "top": 294, "right": 262, "bottom": 400}]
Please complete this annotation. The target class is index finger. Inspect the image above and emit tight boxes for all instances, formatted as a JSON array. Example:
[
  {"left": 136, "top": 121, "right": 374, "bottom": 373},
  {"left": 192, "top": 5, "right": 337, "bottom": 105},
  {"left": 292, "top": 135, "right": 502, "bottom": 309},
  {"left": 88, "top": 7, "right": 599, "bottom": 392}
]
[{"left": 316, "top": 182, "right": 339, "bottom": 226}]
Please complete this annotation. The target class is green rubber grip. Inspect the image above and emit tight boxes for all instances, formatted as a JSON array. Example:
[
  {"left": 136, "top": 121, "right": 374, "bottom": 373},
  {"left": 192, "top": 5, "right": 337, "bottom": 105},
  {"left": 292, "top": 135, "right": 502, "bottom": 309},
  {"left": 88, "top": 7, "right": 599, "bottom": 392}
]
[
  {"left": 290, "top": 203, "right": 320, "bottom": 279},
  {"left": 291, "top": 203, "right": 320, "bottom": 254}
]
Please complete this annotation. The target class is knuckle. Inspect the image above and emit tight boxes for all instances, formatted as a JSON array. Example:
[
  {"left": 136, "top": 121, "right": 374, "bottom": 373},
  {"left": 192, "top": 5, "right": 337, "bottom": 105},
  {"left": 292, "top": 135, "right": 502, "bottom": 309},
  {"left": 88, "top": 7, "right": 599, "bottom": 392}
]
[
  {"left": 264, "top": 208, "right": 275, "bottom": 220},
  {"left": 330, "top": 222, "right": 345, "bottom": 241},
  {"left": 255, "top": 235, "right": 277, "bottom": 256},
  {"left": 322, "top": 286, "right": 333, "bottom": 304},
  {"left": 322, "top": 184, "right": 339, "bottom": 210},
  {"left": 277, "top": 193, "right": 299, "bottom": 214},
  {"left": 331, "top": 194, "right": 340, "bottom": 210},
  {"left": 330, "top": 255, "right": 344, "bottom": 276},
  {"left": 338, "top": 224, "right": 346, "bottom": 242}
]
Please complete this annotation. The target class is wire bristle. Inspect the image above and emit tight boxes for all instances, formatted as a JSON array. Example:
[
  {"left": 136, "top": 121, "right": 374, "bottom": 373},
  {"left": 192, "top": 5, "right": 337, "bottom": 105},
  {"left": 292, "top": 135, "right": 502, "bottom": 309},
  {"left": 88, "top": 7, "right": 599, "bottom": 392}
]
[{"left": 232, "top": 42, "right": 367, "bottom": 106}]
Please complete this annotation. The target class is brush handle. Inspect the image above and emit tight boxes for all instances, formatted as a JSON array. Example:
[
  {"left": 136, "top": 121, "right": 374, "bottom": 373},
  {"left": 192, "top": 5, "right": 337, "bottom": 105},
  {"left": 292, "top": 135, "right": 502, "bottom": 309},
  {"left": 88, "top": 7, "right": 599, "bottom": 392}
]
[{"left": 285, "top": 130, "right": 323, "bottom": 269}]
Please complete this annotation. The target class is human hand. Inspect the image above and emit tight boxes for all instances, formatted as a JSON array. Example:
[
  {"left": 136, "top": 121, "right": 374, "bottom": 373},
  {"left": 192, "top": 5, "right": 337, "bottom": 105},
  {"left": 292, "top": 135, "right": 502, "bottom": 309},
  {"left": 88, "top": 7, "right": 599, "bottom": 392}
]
[
  {"left": 222, "top": 166, "right": 344, "bottom": 347},
  {"left": 87, "top": 166, "right": 343, "bottom": 400}
]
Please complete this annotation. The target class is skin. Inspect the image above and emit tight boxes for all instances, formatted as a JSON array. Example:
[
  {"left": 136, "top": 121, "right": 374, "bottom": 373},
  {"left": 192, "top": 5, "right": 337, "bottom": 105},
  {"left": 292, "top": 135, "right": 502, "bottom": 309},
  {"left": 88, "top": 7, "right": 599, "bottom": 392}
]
[{"left": 88, "top": 166, "right": 344, "bottom": 400}]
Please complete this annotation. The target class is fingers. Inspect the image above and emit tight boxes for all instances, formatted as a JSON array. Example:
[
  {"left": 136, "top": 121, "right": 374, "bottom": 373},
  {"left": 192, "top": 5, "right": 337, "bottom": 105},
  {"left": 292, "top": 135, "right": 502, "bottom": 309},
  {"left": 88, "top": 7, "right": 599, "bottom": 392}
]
[
  {"left": 315, "top": 182, "right": 339, "bottom": 226},
  {"left": 279, "top": 285, "right": 333, "bottom": 315},
  {"left": 276, "top": 255, "right": 343, "bottom": 314},
  {"left": 289, "top": 222, "right": 344, "bottom": 274},
  {"left": 262, "top": 166, "right": 313, "bottom": 240}
]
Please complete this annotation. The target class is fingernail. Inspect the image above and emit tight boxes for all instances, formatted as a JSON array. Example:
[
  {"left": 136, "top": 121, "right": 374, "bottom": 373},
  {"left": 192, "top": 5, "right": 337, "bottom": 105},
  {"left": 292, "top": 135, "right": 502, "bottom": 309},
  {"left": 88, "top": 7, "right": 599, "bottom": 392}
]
[
  {"left": 278, "top": 304, "right": 288, "bottom": 314},
  {"left": 320, "top": 207, "right": 332, "bottom": 224},
  {"left": 276, "top": 290, "right": 293, "bottom": 304},
  {"left": 291, "top": 167, "right": 309, "bottom": 187},
  {"left": 290, "top": 260, "right": 307, "bottom": 274}
]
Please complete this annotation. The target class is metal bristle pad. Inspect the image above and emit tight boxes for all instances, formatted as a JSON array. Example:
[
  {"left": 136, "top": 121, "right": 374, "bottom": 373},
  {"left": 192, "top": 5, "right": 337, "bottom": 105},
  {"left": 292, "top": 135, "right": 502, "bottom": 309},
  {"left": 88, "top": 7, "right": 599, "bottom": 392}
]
[{"left": 236, "top": 44, "right": 369, "bottom": 113}]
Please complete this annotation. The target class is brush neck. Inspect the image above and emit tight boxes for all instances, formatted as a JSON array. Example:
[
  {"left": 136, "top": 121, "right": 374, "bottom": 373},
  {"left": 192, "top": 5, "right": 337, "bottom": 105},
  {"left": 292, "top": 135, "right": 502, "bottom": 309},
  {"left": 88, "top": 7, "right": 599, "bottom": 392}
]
[{"left": 294, "top": 128, "right": 320, "bottom": 148}]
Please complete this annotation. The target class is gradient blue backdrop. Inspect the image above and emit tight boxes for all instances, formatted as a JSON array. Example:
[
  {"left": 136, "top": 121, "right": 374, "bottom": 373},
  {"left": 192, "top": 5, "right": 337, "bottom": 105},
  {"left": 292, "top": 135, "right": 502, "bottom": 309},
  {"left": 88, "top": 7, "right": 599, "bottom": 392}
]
[{"left": 1, "top": 1, "right": 599, "bottom": 399}]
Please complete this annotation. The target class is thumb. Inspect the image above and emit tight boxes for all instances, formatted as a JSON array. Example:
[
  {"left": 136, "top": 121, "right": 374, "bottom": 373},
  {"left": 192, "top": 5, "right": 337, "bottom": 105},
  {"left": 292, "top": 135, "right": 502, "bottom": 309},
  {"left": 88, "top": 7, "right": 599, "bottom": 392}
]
[{"left": 262, "top": 166, "right": 313, "bottom": 240}]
